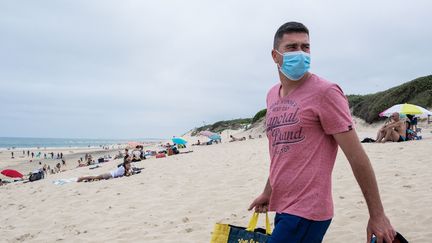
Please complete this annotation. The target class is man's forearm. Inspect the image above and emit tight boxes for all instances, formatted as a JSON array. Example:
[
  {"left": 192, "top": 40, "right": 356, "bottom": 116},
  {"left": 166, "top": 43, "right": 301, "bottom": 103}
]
[
  {"left": 348, "top": 150, "right": 385, "bottom": 217},
  {"left": 263, "top": 178, "right": 272, "bottom": 196},
  {"left": 334, "top": 131, "right": 386, "bottom": 218}
]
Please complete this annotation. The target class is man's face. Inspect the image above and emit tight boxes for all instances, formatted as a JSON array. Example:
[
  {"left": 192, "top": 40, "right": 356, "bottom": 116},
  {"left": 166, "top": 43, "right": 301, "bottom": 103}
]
[{"left": 272, "top": 32, "right": 310, "bottom": 65}]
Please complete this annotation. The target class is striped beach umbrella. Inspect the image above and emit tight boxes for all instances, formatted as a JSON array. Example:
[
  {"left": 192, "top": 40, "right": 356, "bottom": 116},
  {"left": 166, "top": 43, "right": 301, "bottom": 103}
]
[{"left": 379, "top": 103, "right": 432, "bottom": 117}]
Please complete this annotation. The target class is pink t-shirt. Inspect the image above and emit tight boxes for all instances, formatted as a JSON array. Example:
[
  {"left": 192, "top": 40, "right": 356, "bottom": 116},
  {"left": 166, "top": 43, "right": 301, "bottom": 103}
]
[{"left": 266, "top": 74, "right": 353, "bottom": 221}]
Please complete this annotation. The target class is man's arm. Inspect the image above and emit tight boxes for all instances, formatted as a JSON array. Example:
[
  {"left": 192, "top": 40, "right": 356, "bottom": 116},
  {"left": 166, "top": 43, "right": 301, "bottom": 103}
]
[
  {"left": 383, "top": 120, "right": 403, "bottom": 129},
  {"left": 333, "top": 129, "right": 395, "bottom": 243}
]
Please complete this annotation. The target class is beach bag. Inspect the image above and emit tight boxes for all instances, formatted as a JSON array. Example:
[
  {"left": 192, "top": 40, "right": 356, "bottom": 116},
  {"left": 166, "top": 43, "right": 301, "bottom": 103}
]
[
  {"left": 29, "top": 170, "right": 44, "bottom": 182},
  {"left": 371, "top": 232, "right": 408, "bottom": 243},
  {"left": 210, "top": 212, "right": 271, "bottom": 243}
]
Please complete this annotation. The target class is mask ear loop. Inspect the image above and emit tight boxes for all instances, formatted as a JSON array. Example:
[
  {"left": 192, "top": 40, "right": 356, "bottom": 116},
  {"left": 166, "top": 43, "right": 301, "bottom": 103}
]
[{"left": 274, "top": 49, "right": 283, "bottom": 69}]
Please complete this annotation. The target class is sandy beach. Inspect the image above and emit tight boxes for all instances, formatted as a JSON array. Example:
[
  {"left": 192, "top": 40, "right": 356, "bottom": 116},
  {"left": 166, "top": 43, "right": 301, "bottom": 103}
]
[{"left": 1, "top": 121, "right": 431, "bottom": 242}]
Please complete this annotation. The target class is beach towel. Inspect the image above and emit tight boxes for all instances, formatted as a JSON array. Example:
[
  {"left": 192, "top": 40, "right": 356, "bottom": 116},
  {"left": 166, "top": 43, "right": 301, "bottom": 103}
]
[
  {"left": 89, "top": 165, "right": 101, "bottom": 170},
  {"left": 210, "top": 212, "right": 271, "bottom": 243},
  {"left": 52, "top": 178, "right": 78, "bottom": 185}
]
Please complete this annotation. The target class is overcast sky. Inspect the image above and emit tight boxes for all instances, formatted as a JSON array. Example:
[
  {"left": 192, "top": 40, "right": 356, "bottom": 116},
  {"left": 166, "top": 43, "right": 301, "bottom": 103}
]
[{"left": 1, "top": 0, "right": 431, "bottom": 139}]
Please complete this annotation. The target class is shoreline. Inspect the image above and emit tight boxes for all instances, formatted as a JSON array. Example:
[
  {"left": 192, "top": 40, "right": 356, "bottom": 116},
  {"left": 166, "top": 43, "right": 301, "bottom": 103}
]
[{"left": 0, "top": 141, "right": 162, "bottom": 179}]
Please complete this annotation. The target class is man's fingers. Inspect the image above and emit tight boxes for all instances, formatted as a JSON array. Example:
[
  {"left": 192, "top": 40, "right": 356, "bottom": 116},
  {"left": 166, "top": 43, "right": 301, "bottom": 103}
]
[
  {"left": 256, "top": 205, "right": 262, "bottom": 213},
  {"left": 366, "top": 228, "right": 372, "bottom": 243},
  {"left": 248, "top": 201, "right": 256, "bottom": 211},
  {"left": 385, "top": 231, "right": 395, "bottom": 243},
  {"left": 376, "top": 236, "right": 383, "bottom": 243}
]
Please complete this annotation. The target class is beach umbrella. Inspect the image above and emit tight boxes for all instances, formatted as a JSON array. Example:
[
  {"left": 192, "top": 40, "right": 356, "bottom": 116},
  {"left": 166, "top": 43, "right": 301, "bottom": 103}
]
[
  {"left": 209, "top": 134, "right": 222, "bottom": 141},
  {"left": 379, "top": 103, "right": 432, "bottom": 118},
  {"left": 172, "top": 137, "right": 187, "bottom": 145},
  {"left": 199, "top": 131, "right": 215, "bottom": 137},
  {"left": 1, "top": 169, "right": 24, "bottom": 178},
  {"left": 200, "top": 131, "right": 221, "bottom": 141}
]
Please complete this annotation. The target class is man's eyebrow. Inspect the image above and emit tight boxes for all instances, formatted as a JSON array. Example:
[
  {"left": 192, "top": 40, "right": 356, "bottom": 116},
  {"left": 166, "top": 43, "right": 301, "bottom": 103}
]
[{"left": 284, "top": 42, "right": 309, "bottom": 47}]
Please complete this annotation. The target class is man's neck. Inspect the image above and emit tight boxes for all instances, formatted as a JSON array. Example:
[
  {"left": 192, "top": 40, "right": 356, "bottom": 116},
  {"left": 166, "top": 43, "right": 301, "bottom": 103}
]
[{"left": 279, "top": 72, "right": 311, "bottom": 97}]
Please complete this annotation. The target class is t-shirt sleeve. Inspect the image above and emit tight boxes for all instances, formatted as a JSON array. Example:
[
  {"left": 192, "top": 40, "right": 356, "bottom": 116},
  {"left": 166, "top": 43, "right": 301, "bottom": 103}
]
[{"left": 318, "top": 84, "right": 353, "bottom": 135}]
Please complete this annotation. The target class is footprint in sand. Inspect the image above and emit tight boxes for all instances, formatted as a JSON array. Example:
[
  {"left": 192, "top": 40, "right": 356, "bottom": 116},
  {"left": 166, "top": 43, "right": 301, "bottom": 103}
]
[
  {"left": 16, "top": 233, "right": 33, "bottom": 242},
  {"left": 403, "top": 185, "right": 412, "bottom": 189},
  {"left": 182, "top": 217, "right": 190, "bottom": 223},
  {"left": 6, "top": 225, "right": 15, "bottom": 230},
  {"left": 185, "top": 228, "right": 193, "bottom": 233}
]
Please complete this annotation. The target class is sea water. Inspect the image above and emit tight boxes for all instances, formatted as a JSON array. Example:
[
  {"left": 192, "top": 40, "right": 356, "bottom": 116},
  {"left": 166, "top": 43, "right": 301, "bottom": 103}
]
[{"left": 0, "top": 137, "right": 161, "bottom": 149}]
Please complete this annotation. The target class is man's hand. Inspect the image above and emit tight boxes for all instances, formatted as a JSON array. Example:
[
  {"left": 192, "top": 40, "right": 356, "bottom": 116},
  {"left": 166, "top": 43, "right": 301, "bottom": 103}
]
[
  {"left": 366, "top": 214, "right": 396, "bottom": 243},
  {"left": 248, "top": 193, "right": 270, "bottom": 213}
]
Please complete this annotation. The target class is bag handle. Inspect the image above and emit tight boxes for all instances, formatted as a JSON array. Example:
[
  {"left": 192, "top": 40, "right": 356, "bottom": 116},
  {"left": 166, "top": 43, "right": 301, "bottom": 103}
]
[{"left": 246, "top": 212, "right": 272, "bottom": 235}]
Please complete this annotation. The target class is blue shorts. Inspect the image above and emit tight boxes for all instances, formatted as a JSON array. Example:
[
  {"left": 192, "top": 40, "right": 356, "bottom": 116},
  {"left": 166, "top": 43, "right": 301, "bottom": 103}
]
[{"left": 268, "top": 213, "right": 332, "bottom": 243}]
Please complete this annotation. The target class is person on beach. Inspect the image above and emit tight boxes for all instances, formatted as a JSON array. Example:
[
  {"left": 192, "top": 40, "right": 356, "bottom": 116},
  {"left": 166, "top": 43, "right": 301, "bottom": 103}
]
[
  {"left": 376, "top": 112, "right": 406, "bottom": 143},
  {"left": 77, "top": 156, "right": 132, "bottom": 182},
  {"left": 55, "top": 163, "right": 61, "bottom": 173},
  {"left": 229, "top": 135, "right": 246, "bottom": 142},
  {"left": 406, "top": 114, "right": 418, "bottom": 132},
  {"left": 248, "top": 22, "right": 395, "bottom": 243}
]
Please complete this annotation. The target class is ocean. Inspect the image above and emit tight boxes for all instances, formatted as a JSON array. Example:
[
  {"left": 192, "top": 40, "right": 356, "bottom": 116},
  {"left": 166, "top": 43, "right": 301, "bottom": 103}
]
[{"left": 0, "top": 137, "right": 162, "bottom": 149}]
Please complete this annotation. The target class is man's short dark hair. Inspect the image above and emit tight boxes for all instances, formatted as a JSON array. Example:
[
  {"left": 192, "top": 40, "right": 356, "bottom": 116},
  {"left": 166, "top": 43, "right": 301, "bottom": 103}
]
[{"left": 273, "top": 22, "right": 309, "bottom": 49}]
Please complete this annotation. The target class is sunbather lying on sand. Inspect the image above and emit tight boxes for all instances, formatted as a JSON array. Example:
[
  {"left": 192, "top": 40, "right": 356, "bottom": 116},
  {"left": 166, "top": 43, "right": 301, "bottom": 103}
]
[
  {"left": 229, "top": 135, "right": 246, "bottom": 142},
  {"left": 77, "top": 156, "right": 132, "bottom": 182}
]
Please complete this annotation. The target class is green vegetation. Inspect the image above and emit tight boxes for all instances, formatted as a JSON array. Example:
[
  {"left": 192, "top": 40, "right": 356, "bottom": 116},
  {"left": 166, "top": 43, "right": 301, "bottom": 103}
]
[
  {"left": 191, "top": 75, "right": 432, "bottom": 135},
  {"left": 348, "top": 75, "right": 432, "bottom": 123},
  {"left": 252, "top": 109, "right": 267, "bottom": 123},
  {"left": 191, "top": 118, "right": 252, "bottom": 136}
]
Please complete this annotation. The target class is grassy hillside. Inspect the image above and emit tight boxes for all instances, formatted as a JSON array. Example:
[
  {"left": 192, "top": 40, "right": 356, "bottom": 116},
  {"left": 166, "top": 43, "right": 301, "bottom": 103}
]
[
  {"left": 348, "top": 75, "right": 432, "bottom": 123},
  {"left": 191, "top": 75, "right": 432, "bottom": 134},
  {"left": 191, "top": 118, "right": 252, "bottom": 136}
]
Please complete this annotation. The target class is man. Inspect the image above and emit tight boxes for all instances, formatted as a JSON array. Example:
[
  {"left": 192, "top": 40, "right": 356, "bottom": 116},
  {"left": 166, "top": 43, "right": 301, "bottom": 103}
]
[
  {"left": 376, "top": 112, "right": 406, "bottom": 143},
  {"left": 248, "top": 22, "right": 395, "bottom": 243}
]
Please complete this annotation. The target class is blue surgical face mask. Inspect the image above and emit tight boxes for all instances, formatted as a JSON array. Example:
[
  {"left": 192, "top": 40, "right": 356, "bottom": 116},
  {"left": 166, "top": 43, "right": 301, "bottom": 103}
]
[{"left": 275, "top": 50, "right": 311, "bottom": 81}]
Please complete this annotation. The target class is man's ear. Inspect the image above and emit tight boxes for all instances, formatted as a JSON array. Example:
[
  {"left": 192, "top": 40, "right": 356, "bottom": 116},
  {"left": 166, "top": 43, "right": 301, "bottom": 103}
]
[{"left": 271, "top": 49, "right": 279, "bottom": 64}]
